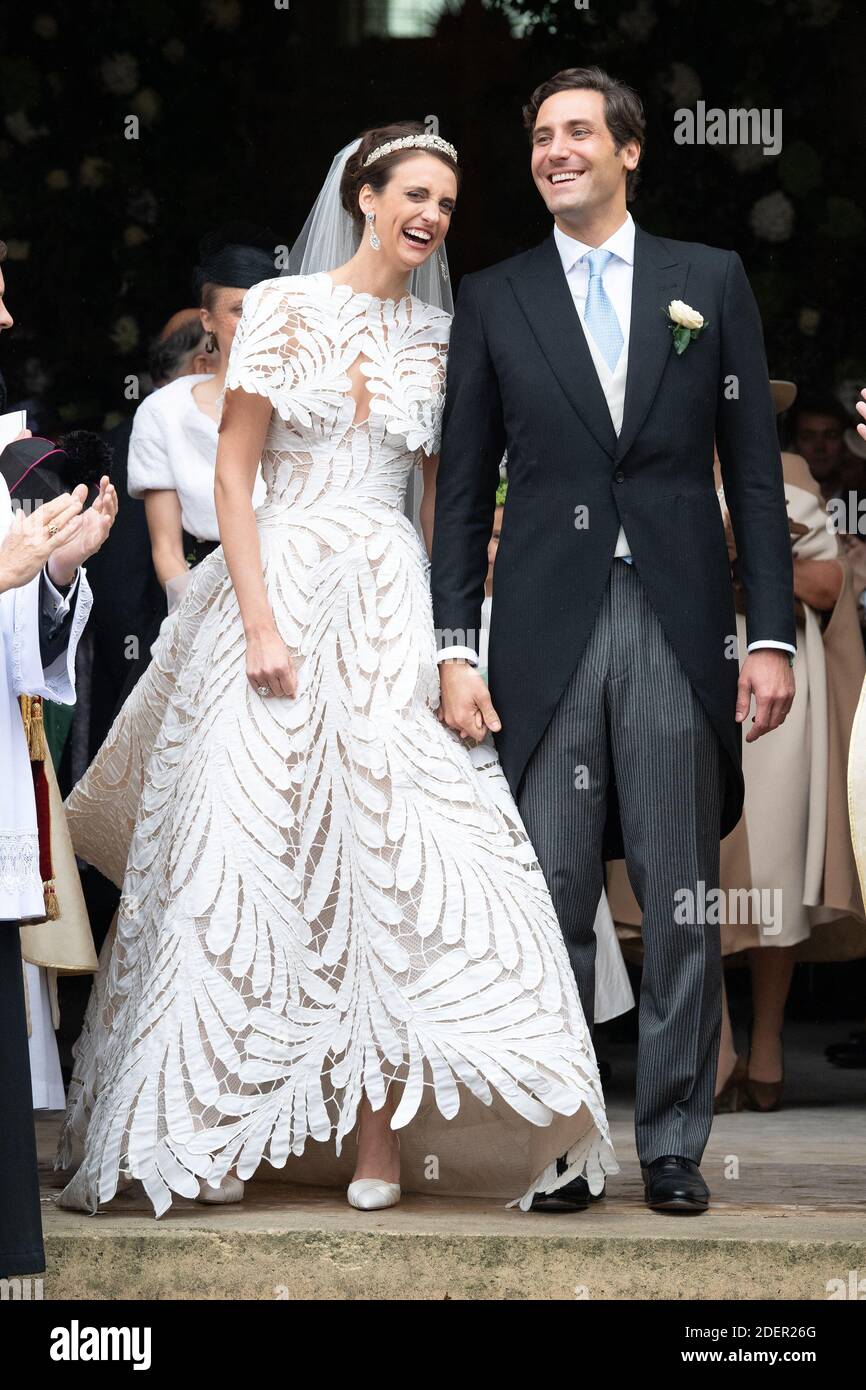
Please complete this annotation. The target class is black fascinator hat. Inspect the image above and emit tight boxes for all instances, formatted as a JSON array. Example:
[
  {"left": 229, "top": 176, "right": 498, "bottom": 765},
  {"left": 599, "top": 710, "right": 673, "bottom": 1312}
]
[{"left": 191, "top": 222, "right": 279, "bottom": 301}]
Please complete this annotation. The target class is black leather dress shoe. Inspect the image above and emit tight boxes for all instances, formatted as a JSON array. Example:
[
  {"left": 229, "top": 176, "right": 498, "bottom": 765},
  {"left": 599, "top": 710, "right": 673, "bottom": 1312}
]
[
  {"left": 641, "top": 1156, "right": 709, "bottom": 1213},
  {"left": 530, "top": 1157, "right": 605, "bottom": 1212}
]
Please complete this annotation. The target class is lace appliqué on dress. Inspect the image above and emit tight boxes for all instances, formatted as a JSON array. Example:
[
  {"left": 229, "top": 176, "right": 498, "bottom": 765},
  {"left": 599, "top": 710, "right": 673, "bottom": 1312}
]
[{"left": 223, "top": 274, "right": 449, "bottom": 459}]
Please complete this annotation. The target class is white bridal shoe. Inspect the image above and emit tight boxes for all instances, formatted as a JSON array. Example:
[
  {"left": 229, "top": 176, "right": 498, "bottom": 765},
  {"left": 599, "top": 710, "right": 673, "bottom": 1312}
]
[
  {"left": 346, "top": 1178, "right": 401, "bottom": 1211},
  {"left": 347, "top": 1132, "right": 401, "bottom": 1210},
  {"left": 195, "top": 1174, "right": 245, "bottom": 1204}
]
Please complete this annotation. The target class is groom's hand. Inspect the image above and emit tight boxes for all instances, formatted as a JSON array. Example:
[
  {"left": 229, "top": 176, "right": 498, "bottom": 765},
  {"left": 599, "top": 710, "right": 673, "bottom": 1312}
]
[
  {"left": 736, "top": 649, "right": 795, "bottom": 743},
  {"left": 438, "top": 660, "right": 502, "bottom": 742}
]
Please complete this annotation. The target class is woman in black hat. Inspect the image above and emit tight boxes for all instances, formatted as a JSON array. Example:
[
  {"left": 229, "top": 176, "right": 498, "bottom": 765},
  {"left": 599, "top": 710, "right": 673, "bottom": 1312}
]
[{"left": 126, "top": 225, "right": 276, "bottom": 611}]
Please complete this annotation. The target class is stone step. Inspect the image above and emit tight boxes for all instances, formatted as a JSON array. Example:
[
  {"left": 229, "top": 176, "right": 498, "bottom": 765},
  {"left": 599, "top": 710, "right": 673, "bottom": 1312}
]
[
  {"left": 40, "top": 1168, "right": 866, "bottom": 1300},
  {"left": 36, "top": 1024, "right": 866, "bottom": 1300}
]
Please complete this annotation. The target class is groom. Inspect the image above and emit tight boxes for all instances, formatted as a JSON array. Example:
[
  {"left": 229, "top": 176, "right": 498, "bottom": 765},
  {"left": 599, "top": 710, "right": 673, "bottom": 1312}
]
[{"left": 431, "top": 67, "right": 795, "bottom": 1213}]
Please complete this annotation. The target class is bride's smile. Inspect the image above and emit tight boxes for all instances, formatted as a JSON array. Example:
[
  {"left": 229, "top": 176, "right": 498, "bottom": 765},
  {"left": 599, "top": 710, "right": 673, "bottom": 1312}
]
[{"left": 359, "top": 152, "right": 457, "bottom": 277}]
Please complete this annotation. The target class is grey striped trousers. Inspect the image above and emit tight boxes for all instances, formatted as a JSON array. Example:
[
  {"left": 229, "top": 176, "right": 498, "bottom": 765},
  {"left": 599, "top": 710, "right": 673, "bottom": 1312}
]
[{"left": 518, "top": 558, "right": 723, "bottom": 1164}]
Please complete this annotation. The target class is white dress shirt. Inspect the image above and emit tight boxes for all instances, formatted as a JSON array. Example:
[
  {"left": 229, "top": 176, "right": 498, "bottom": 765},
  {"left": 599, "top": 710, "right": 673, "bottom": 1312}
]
[
  {"left": 553, "top": 214, "right": 635, "bottom": 560},
  {"left": 438, "top": 212, "right": 794, "bottom": 663},
  {"left": 42, "top": 567, "right": 80, "bottom": 623}
]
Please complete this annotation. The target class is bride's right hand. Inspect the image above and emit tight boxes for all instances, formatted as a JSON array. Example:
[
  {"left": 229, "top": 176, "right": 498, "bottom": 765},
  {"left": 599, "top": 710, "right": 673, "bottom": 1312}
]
[{"left": 246, "top": 627, "right": 297, "bottom": 698}]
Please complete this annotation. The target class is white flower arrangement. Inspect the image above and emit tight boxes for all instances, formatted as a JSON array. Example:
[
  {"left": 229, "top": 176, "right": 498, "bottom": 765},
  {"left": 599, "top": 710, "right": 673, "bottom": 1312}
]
[
  {"left": 618, "top": 1, "right": 657, "bottom": 43},
  {"left": 203, "top": 0, "right": 243, "bottom": 31},
  {"left": 110, "top": 316, "right": 140, "bottom": 354},
  {"left": 662, "top": 62, "right": 702, "bottom": 108},
  {"left": 101, "top": 53, "right": 139, "bottom": 97},
  {"left": 749, "top": 190, "right": 795, "bottom": 243},
  {"left": 80, "top": 156, "right": 111, "bottom": 189}
]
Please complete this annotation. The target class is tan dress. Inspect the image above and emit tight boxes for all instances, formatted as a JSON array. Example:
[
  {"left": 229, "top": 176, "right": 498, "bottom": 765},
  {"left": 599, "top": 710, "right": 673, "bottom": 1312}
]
[
  {"left": 848, "top": 676, "right": 866, "bottom": 904},
  {"left": 20, "top": 749, "right": 98, "bottom": 1108},
  {"left": 610, "top": 453, "right": 866, "bottom": 960}
]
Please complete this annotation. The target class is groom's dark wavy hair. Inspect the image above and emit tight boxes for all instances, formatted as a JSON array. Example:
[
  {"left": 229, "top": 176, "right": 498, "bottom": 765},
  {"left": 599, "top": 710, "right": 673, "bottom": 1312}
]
[{"left": 523, "top": 67, "right": 645, "bottom": 201}]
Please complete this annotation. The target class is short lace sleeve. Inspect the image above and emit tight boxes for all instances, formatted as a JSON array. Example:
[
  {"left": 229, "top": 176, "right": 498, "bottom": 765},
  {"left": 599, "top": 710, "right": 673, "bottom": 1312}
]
[
  {"left": 127, "top": 394, "right": 173, "bottom": 497},
  {"left": 222, "top": 275, "right": 349, "bottom": 428},
  {"left": 223, "top": 278, "right": 288, "bottom": 405}
]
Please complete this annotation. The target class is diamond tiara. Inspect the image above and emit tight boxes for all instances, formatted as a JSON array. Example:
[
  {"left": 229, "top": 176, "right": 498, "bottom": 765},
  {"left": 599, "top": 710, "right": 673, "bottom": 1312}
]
[{"left": 362, "top": 134, "right": 458, "bottom": 168}]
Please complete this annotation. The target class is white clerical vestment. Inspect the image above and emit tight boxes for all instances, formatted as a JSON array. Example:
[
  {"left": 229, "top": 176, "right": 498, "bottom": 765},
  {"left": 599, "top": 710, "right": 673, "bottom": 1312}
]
[{"left": 0, "top": 476, "right": 92, "bottom": 920}]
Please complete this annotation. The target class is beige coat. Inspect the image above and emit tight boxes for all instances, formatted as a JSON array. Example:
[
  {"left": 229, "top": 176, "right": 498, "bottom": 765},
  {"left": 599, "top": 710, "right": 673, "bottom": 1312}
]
[
  {"left": 848, "top": 676, "right": 866, "bottom": 906},
  {"left": 19, "top": 748, "right": 98, "bottom": 1033}
]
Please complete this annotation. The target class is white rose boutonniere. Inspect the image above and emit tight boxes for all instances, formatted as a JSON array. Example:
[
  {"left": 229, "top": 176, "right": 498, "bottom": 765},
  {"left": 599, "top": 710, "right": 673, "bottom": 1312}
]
[{"left": 664, "top": 299, "right": 708, "bottom": 355}]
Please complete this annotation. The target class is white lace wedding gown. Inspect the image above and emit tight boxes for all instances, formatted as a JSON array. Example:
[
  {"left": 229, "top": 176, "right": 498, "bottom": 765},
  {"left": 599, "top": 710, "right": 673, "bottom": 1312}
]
[{"left": 56, "top": 272, "right": 618, "bottom": 1217}]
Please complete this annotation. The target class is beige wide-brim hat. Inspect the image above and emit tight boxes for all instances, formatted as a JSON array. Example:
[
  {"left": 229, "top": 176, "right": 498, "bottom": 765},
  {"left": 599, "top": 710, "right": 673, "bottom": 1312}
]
[{"left": 770, "top": 379, "right": 797, "bottom": 415}]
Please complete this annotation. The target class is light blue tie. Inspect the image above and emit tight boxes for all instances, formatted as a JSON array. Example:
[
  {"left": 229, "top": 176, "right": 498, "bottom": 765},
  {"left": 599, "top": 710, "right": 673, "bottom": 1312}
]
[
  {"left": 582, "top": 248, "right": 623, "bottom": 372},
  {"left": 582, "top": 248, "right": 632, "bottom": 562}
]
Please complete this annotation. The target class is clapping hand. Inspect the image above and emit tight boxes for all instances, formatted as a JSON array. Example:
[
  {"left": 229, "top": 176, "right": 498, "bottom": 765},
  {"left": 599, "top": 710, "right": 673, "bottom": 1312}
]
[
  {"left": 0, "top": 485, "right": 88, "bottom": 593},
  {"left": 47, "top": 475, "right": 118, "bottom": 587}
]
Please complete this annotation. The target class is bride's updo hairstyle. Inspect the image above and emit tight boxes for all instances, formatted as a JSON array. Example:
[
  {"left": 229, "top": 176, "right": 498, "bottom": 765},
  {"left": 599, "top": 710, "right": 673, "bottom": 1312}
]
[{"left": 339, "top": 121, "right": 461, "bottom": 237}]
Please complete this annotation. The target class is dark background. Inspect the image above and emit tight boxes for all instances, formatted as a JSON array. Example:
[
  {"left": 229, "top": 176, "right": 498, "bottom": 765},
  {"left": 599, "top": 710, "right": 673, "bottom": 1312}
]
[{"left": 1, "top": 0, "right": 865, "bottom": 433}]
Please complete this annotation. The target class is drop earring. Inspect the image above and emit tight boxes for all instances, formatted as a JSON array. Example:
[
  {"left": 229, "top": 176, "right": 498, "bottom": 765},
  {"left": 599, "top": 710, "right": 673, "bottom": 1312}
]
[
  {"left": 205, "top": 331, "right": 217, "bottom": 354},
  {"left": 438, "top": 252, "right": 449, "bottom": 283},
  {"left": 366, "top": 210, "right": 381, "bottom": 251}
]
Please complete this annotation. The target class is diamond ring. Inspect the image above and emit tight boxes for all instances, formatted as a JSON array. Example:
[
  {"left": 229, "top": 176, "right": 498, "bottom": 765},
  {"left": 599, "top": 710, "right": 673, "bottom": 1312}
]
[{"left": 256, "top": 684, "right": 270, "bottom": 697}]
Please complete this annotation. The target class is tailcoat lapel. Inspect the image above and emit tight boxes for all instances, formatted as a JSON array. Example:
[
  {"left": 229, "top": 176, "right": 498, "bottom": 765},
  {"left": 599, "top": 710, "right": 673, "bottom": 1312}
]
[
  {"left": 615, "top": 226, "right": 689, "bottom": 463},
  {"left": 507, "top": 235, "right": 618, "bottom": 458}
]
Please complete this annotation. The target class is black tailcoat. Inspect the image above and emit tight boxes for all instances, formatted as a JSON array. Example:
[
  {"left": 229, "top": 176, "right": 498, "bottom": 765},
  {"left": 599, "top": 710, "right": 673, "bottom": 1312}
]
[{"left": 431, "top": 225, "right": 796, "bottom": 856}]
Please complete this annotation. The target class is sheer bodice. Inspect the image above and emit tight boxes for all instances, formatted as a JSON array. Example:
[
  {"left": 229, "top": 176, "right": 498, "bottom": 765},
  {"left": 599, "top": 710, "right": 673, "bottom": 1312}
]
[{"left": 230, "top": 272, "right": 448, "bottom": 516}]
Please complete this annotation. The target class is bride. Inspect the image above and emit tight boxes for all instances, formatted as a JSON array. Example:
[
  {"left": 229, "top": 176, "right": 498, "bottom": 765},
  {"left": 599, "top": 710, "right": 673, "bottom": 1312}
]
[{"left": 56, "top": 123, "right": 618, "bottom": 1217}]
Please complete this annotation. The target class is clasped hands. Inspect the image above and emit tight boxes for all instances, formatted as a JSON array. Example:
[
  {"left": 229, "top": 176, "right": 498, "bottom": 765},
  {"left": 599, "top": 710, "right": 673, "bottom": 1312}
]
[{"left": 437, "top": 659, "right": 501, "bottom": 742}]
